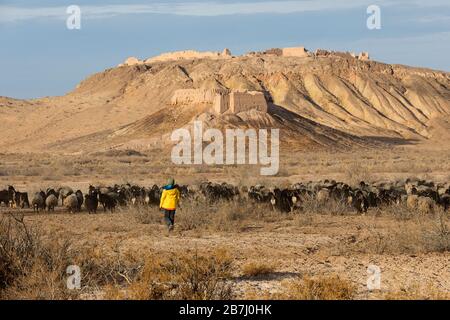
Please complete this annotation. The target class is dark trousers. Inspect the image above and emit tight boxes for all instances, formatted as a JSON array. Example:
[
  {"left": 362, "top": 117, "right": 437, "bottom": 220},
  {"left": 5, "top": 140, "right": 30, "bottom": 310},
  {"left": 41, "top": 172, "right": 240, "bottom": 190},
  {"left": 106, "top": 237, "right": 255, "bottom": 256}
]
[{"left": 164, "top": 209, "right": 176, "bottom": 229}]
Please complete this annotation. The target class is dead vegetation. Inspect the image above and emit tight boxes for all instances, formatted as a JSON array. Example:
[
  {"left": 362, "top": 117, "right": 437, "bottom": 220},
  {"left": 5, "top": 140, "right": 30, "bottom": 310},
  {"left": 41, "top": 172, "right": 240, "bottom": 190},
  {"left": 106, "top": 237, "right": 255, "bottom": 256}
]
[
  {"left": 241, "top": 262, "right": 276, "bottom": 278},
  {"left": 0, "top": 214, "right": 76, "bottom": 299},
  {"left": 105, "top": 249, "right": 234, "bottom": 300},
  {"left": 277, "top": 275, "right": 356, "bottom": 300},
  {"left": 384, "top": 285, "right": 450, "bottom": 300},
  {"left": 347, "top": 210, "right": 450, "bottom": 255},
  {"left": 0, "top": 214, "right": 142, "bottom": 299}
]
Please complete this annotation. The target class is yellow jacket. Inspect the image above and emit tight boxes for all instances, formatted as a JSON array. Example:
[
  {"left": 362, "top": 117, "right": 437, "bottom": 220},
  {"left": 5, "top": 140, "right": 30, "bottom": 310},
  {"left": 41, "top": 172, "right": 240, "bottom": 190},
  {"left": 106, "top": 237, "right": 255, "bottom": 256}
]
[{"left": 160, "top": 187, "right": 180, "bottom": 210}]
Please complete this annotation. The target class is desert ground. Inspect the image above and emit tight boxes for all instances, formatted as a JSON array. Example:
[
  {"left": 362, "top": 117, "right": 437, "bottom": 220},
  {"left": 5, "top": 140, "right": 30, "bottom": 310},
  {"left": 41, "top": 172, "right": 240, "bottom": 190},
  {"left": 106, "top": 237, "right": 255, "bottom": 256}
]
[{"left": 1, "top": 147, "right": 449, "bottom": 300}]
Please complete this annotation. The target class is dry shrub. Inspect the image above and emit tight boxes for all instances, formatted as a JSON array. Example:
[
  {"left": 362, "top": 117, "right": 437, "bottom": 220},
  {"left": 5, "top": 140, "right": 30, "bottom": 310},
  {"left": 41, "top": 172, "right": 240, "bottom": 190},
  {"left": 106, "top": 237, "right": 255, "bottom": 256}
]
[
  {"left": 0, "top": 215, "right": 77, "bottom": 299},
  {"left": 212, "top": 202, "right": 247, "bottom": 232},
  {"left": 93, "top": 149, "right": 146, "bottom": 157},
  {"left": 241, "top": 262, "right": 275, "bottom": 278},
  {"left": 355, "top": 211, "right": 450, "bottom": 254},
  {"left": 384, "top": 284, "right": 450, "bottom": 300},
  {"left": 381, "top": 202, "right": 415, "bottom": 221},
  {"left": 422, "top": 212, "right": 450, "bottom": 253},
  {"left": 107, "top": 249, "right": 234, "bottom": 300},
  {"left": 294, "top": 212, "right": 315, "bottom": 226},
  {"left": 176, "top": 202, "right": 211, "bottom": 232},
  {"left": 278, "top": 275, "right": 356, "bottom": 300},
  {"left": 176, "top": 200, "right": 247, "bottom": 232},
  {"left": 73, "top": 247, "right": 143, "bottom": 289},
  {"left": 300, "top": 194, "right": 350, "bottom": 215},
  {"left": 0, "top": 215, "right": 143, "bottom": 299},
  {"left": 130, "top": 205, "right": 162, "bottom": 225},
  {"left": 344, "top": 162, "right": 373, "bottom": 186}
]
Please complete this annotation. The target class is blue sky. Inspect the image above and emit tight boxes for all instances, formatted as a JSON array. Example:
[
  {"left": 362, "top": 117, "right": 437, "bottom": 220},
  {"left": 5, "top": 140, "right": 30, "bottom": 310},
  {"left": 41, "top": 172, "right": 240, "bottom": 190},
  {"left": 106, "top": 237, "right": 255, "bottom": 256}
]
[{"left": 1, "top": 0, "right": 449, "bottom": 99}]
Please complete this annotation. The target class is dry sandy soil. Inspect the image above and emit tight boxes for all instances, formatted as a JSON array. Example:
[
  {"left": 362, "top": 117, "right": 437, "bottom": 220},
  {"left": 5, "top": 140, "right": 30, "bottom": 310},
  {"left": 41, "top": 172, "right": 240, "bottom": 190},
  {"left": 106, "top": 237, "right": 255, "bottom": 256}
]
[{"left": 1, "top": 201, "right": 449, "bottom": 300}]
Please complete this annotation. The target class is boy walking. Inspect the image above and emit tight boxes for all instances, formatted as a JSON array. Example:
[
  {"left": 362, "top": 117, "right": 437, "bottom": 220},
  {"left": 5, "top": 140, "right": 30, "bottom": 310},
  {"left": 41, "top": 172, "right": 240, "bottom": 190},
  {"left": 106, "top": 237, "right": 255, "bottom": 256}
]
[{"left": 160, "top": 178, "right": 180, "bottom": 232}]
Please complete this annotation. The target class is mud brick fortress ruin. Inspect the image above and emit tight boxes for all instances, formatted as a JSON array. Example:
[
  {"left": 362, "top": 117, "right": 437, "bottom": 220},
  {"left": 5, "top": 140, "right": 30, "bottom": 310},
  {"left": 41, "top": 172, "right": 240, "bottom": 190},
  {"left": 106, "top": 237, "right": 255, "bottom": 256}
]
[
  {"left": 170, "top": 89, "right": 268, "bottom": 115},
  {"left": 121, "top": 46, "right": 370, "bottom": 115}
]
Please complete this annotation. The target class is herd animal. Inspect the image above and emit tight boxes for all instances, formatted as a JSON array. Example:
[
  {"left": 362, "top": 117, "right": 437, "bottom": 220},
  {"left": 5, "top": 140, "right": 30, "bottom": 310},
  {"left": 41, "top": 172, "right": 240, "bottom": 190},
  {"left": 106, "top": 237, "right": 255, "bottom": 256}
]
[{"left": 0, "top": 178, "right": 449, "bottom": 214}]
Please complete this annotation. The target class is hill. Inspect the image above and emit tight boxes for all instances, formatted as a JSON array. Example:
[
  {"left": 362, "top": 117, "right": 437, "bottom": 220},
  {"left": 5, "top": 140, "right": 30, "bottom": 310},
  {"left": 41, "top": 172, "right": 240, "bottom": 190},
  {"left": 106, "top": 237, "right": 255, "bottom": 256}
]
[{"left": 1, "top": 47, "right": 449, "bottom": 154}]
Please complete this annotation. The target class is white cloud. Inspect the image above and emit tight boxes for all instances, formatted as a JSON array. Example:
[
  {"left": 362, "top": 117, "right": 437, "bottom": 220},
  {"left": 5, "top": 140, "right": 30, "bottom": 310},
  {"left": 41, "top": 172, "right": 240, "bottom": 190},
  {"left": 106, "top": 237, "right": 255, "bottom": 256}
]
[
  {"left": 1, "top": 0, "right": 449, "bottom": 23},
  {"left": 0, "top": 1, "right": 377, "bottom": 22},
  {"left": 417, "top": 15, "right": 450, "bottom": 23}
]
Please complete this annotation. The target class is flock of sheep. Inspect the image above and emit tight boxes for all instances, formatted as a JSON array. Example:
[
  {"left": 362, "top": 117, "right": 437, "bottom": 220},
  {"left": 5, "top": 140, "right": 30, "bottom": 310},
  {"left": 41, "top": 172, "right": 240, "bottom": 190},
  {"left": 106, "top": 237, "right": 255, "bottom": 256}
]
[{"left": 0, "top": 178, "right": 449, "bottom": 215}]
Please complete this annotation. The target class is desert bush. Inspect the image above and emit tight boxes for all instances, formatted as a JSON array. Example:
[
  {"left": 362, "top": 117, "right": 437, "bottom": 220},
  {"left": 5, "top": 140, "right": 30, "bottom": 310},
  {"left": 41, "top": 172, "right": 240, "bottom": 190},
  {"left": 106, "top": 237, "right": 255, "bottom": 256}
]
[
  {"left": 92, "top": 149, "right": 146, "bottom": 157},
  {"left": 0, "top": 214, "right": 147, "bottom": 299},
  {"left": 380, "top": 202, "right": 415, "bottom": 221},
  {"left": 175, "top": 200, "right": 248, "bottom": 232},
  {"left": 0, "top": 215, "right": 77, "bottom": 299},
  {"left": 176, "top": 202, "right": 210, "bottom": 231},
  {"left": 278, "top": 275, "right": 356, "bottom": 300},
  {"left": 212, "top": 202, "right": 247, "bottom": 231},
  {"left": 384, "top": 284, "right": 450, "bottom": 300},
  {"left": 107, "top": 249, "right": 234, "bottom": 300},
  {"left": 241, "top": 262, "right": 275, "bottom": 278},
  {"left": 130, "top": 205, "right": 162, "bottom": 225},
  {"left": 344, "top": 162, "right": 373, "bottom": 186},
  {"left": 355, "top": 211, "right": 450, "bottom": 254},
  {"left": 422, "top": 212, "right": 450, "bottom": 253},
  {"left": 300, "top": 194, "right": 350, "bottom": 215},
  {"left": 73, "top": 247, "right": 143, "bottom": 288}
]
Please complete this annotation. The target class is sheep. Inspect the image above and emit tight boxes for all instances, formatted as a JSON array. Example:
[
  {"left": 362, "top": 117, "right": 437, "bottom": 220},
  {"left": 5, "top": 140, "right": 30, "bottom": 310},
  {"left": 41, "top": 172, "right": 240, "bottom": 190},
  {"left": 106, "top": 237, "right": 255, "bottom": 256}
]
[
  {"left": 31, "top": 192, "right": 45, "bottom": 212},
  {"left": 65, "top": 194, "right": 79, "bottom": 213},
  {"left": 75, "top": 190, "right": 83, "bottom": 211},
  {"left": 417, "top": 197, "right": 435, "bottom": 214},
  {"left": 14, "top": 192, "right": 30, "bottom": 209},
  {"left": 46, "top": 188, "right": 59, "bottom": 198},
  {"left": 406, "top": 194, "right": 419, "bottom": 211},
  {"left": 58, "top": 186, "right": 74, "bottom": 206},
  {"left": 348, "top": 190, "right": 369, "bottom": 214},
  {"left": 98, "top": 192, "right": 117, "bottom": 213},
  {"left": 316, "top": 188, "right": 330, "bottom": 203},
  {"left": 440, "top": 194, "right": 450, "bottom": 211},
  {"left": 0, "top": 190, "right": 9, "bottom": 206},
  {"left": 0, "top": 186, "right": 16, "bottom": 207},
  {"left": 407, "top": 195, "right": 435, "bottom": 214},
  {"left": 45, "top": 194, "right": 58, "bottom": 211},
  {"left": 84, "top": 190, "right": 98, "bottom": 214}
]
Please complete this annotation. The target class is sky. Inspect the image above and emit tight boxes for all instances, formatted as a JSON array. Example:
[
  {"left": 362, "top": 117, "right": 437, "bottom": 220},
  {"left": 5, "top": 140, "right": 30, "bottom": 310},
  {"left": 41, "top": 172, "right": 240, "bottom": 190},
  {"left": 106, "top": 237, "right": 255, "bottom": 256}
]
[{"left": 0, "top": 0, "right": 449, "bottom": 99}]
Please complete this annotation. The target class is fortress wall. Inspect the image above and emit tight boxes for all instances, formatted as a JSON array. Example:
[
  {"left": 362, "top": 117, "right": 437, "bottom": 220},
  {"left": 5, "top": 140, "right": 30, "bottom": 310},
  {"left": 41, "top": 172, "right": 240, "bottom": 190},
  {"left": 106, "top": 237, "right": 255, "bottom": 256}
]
[
  {"left": 121, "top": 56, "right": 143, "bottom": 67},
  {"left": 172, "top": 89, "right": 268, "bottom": 114},
  {"left": 282, "top": 47, "right": 309, "bottom": 58},
  {"left": 229, "top": 91, "right": 268, "bottom": 113},
  {"left": 213, "top": 94, "right": 230, "bottom": 114},
  {"left": 358, "top": 52, "right": 370, "bottom": 61},
  {"left": 146, "top": 50, "right": 231, "bottom": 63},
  {"left": 171, "top": 89, "right": 228, "bottom": 105}
]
